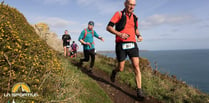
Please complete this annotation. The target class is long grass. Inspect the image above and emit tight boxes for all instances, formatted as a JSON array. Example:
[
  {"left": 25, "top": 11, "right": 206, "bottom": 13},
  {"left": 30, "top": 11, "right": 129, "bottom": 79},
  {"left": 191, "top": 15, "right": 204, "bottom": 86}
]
[
  {"left": 49, "top": 54, "right": 112, "bottom": 103},
  {"left": 94, "top": 54, "right": 209, "bottom": 103}
]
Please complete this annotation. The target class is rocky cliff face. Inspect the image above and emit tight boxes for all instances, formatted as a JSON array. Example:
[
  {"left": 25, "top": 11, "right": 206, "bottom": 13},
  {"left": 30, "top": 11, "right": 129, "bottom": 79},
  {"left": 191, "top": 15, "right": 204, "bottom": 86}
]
[{"left": 33, "top": 23, "right": 63, "bottom": 52}]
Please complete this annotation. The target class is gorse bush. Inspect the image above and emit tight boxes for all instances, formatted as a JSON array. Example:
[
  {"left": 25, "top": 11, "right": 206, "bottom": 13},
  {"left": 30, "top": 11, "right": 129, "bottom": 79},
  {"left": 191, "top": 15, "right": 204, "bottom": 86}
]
[{"left": 0, "top": 4, "right": 62, "bottom": 102}]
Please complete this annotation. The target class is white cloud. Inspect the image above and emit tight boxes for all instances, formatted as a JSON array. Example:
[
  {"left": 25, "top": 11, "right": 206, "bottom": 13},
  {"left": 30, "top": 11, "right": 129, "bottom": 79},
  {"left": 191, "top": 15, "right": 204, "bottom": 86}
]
[
  {"left": 141, "top": 14, "right": 197, "bottom": 29},
  {"left": 200, "top": 18, "right": 209, "bottom": 28},
  {"left": 34, "top": 17, "right": 77, "bottom": 29},
  {"left": 36, "top": 0, "right": 121, "bottom": 14},
  {"left": 138, "top": 0, "right": 169, "bottom": 14},
  {"left": 76, "top": 0, "right": 121, "bottom": 14},
  {"left": 76, "top": 0, "right": 94, "bottom": 5},
  {"left": 42, "top": 0, "right": 71, "bottom": 5},
  {"left": 32, "top": 17, "right": 81, "bottom": 36}
]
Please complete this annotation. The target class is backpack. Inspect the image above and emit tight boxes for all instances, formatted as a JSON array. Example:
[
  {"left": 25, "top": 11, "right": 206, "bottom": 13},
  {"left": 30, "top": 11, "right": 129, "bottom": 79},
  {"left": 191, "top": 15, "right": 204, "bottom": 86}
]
[
  {"left": 115, "top": 9, "right": 138, "bottom": 32},
  {"left": 71, "top": 43, "right": 77, "bottom": 50},
  {"left": 82, "top": 28, "right": 94, "bottom": 40}
]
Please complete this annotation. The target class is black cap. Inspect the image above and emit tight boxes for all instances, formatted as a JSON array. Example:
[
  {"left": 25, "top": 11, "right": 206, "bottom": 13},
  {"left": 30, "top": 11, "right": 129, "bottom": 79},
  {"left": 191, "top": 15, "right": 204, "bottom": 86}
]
[{"left": 88, "top": 21, "right": 94, "bottom": 26}]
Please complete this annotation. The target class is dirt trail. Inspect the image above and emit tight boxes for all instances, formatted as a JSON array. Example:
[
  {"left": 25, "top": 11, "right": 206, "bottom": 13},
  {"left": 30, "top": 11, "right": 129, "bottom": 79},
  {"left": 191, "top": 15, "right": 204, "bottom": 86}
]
[{"left": 71, "top": 60, "right": 161, "bottom": 103}]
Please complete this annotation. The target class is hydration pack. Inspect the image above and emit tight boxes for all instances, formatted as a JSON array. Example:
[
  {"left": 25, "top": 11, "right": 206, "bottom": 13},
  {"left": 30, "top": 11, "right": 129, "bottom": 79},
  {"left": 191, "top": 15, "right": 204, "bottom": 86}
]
[
  {"left": 82, "top": 28, "right": 94, "bottom": 40},
  {"left": 116, "top": 9, "right": 138, "bottom": 32}
]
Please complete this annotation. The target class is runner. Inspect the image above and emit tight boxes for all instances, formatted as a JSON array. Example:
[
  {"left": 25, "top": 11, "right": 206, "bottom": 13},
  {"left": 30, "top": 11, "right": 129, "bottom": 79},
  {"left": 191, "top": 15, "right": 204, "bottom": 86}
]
[
  {"left": 62, "top": 30, "right": 71, "bottom": 57},
  {"left": 78, "top": 21, "right": 104, "bottom": 73},
  {"left": 106, "top": 0, "right": 145, "bottom": 99},
  {"left": 70, "top": 41, "right": 79, "bottom": 58}
]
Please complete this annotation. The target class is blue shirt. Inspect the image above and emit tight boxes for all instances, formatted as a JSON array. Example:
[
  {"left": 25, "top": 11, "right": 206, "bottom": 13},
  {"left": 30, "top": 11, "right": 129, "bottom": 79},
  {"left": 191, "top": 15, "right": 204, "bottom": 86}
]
[{"left": 78, "top": 28, "right": 100, "bottom": 50}]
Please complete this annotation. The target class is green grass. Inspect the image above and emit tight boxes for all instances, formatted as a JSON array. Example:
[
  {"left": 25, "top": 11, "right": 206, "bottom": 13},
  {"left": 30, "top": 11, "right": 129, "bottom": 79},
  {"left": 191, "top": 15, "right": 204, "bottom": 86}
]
[
  {"left": 49, "top": 55, "right": 112, "bottom": 103},
  {"left": 93, "top": 54, "right": 209, "bottom": 103},
  {"left": 4, "top": 55, "right": 112, "bottom": 103}
]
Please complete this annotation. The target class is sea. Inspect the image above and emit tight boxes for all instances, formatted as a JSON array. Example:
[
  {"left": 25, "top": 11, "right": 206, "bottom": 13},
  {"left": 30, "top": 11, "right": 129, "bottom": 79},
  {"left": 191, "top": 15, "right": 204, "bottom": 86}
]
[{"left": 99, "top": 49, "right": 209, "bottom": 94}]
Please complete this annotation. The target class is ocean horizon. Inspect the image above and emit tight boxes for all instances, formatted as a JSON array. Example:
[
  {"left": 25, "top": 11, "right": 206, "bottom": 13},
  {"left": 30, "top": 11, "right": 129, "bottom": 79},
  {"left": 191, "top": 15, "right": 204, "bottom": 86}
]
[{"left": 99, "top": 49, "right": 209, "bottom": 94}]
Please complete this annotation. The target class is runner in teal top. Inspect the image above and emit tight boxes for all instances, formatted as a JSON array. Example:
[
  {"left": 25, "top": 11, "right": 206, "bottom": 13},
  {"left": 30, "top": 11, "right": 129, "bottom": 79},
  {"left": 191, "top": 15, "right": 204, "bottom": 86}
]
[
  {"left": 78, "top": 28, "right": 100, "bottom": 50},
  {"left": 78, "top": 21, "right": 104, "bottom": 73}
]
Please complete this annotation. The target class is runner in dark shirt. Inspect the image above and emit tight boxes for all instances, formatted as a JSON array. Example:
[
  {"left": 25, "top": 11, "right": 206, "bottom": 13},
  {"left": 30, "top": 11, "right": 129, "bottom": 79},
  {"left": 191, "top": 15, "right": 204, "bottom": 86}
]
[{"left": 62, "top": 30, "right": 71, "bottom": 56}]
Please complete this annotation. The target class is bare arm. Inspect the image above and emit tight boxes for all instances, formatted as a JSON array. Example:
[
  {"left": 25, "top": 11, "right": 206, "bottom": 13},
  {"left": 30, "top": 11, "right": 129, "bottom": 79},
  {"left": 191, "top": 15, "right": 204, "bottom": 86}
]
[
  {"left": 136, "top": 28, "right": 143, "bottom": 42},
  {"left": 79, "top": 39, "right": 91, "bottom": 48},
  {"left": 79, "top": 39, "right": 86, "bottom": 45},
  {"left": 106, "top": 25, "right": 121, "bottom": 37},
  {"left": 106, "top": 25, "right": 129, "bottom": 39}
]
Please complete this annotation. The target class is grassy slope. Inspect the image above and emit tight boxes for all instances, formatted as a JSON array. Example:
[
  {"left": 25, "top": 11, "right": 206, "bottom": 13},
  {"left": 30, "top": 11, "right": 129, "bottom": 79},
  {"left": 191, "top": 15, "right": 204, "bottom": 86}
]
[
  {"left": 94, "top": 54, "right": 209, "bottom": 103},
  {"left": 0, "top": 4, "right": 111, "bottom": 103},
  {"left": 52, "top": 55, "right": 112, "bottom": 103}
]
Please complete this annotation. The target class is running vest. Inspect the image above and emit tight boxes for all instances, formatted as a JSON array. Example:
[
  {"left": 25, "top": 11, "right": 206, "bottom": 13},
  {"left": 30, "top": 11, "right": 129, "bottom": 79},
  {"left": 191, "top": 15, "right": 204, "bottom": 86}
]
[
  {"left": 71, "top": 43, "right": 77, "bottom": 50},
  {"left": 115, "top": 9, "right": 138, "bottom": 32},
  {"left": 82, "top": 28, "right": 95, "bottom": 45},
  {"left": 82, "top": 28, "right": 94, "bottom": 40}
]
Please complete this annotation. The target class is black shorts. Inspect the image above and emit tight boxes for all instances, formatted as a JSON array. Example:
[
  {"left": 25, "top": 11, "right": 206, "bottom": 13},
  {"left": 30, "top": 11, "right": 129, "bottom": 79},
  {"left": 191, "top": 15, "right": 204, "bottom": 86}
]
[
  {"left": 63, "top": 42, "right": 70, "bottom": 48},
  {"left": 115, "top": 42, "right": 139, "bottom": 62},
  {"left": 72, "top": 50, "right": 77, "bottom": 53}
]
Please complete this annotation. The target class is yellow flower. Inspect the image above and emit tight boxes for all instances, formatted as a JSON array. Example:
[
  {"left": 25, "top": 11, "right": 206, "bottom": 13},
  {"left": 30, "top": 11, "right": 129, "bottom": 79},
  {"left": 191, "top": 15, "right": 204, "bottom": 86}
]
[
  {"left": 14, "top": 49, "right": 18, "bottom": 52},
  {"left": 35, "top": 79, "right": 40, "bottom": 83},
  {"left": 11, "top": 60, "right": 15, "bottom": 65},
  {"left": 0, "top": 51, "right": 3, "bottom": 55},
  {"left": 6, "top": 45, "right": 11, "bottom": 49},
  {"left": 3, "top": 67, "right": 8, "bottom": 72}
]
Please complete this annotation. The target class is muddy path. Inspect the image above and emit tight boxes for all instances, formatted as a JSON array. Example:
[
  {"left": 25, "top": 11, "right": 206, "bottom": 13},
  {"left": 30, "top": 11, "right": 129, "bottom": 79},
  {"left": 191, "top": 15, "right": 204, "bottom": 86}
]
[{"left": 71, "top": 60, "right": 161, "bottom": 103}]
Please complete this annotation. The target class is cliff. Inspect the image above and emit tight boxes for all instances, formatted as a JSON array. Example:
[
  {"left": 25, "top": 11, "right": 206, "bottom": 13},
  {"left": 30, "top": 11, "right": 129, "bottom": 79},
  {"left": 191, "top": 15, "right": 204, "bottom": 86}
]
[{"left": 33, "top": 22, "right": 63, "bottom": 52}]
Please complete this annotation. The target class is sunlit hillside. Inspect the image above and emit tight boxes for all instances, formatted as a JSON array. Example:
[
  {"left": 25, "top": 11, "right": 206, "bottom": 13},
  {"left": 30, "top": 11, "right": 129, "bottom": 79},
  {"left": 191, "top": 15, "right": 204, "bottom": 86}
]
[{"left": 0, "top": 3, "right": 111, "bottom": 103}]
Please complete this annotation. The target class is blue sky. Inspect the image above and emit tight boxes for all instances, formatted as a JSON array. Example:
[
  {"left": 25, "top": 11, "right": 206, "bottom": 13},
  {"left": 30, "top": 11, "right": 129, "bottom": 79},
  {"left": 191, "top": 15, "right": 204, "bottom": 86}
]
[{"left": 5, "top": 0, "right": 209, "bottom": 51}]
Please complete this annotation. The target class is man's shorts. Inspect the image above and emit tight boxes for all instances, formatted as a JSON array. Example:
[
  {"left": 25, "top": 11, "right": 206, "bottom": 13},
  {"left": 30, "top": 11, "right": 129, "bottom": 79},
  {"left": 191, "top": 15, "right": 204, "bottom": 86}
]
[
  {"left": 115, "top": 42, "right": 139, "bottom": 62},
  {"left": 63, "top": 42, "right": 70, "bottom": 47},
  {"left": 74, "top": 50, "right": 77, "bottom": 53},
  {"left": 72, "top": 50, "right": 77, "bottom": 54}
]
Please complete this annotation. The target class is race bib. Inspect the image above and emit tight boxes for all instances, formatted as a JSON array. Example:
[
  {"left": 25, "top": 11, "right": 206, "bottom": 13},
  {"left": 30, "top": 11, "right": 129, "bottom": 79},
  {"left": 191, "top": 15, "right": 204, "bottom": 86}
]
[
  {"left": 122, "top": 43, "right": 135, "bottom": 50},
  {"left": 66, "top": 45, "right": 70, "bottom": 48}
]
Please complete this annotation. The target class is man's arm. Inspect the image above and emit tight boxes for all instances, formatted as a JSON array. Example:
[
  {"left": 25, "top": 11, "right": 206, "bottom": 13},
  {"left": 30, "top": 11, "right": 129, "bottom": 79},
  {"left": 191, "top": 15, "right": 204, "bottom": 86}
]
[
  {"left": 67, "top": 35, "right": 71, "bottom": 42},
  {"left": 106, "top": 24, "right": 129, "bottom": 39},
  {"left": 135, "top": 28, "right": 143, "bottom": 42},
  {"left": 79, "top": 39, "right": 91, "bottom": 48},
  {"left": 76, "top": 44, "right": 79, "bottom": 49},
  {"left": 79, "top": 39, "right": 86, "bottom": 45},
  {"left": 106, "top": 24, "right": 121, "bottom": 37},
  {"left": 62, "top": 35, "right": 64, "bottom": 42},
  {"left": 94, "top": 31, "right": 104, "bottom": 42}
]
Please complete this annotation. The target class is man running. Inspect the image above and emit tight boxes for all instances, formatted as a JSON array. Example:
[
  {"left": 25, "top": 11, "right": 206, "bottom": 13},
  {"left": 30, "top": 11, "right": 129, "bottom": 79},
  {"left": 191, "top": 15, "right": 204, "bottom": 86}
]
[
  {"left": 70, "top": 41, "right": 79, "bottom": 58},
  {"left": 78, "top": 21, "right": 104, "bottom": 72},
  {"left": 106, "top": 0, "right": 145, "bottom": 99},
  {"left": 62, "top": 30, "right": 71, "bottom": 57}
]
